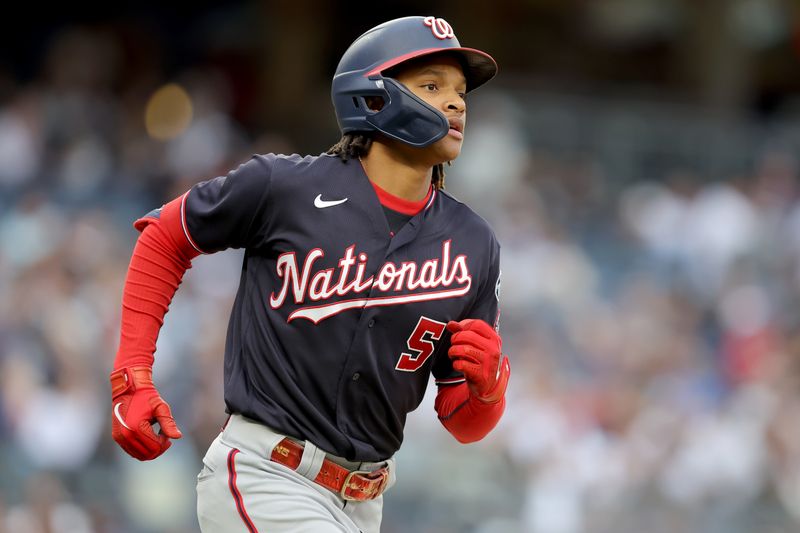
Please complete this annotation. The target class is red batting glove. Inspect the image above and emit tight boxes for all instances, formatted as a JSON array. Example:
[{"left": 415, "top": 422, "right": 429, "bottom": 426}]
[
  {"left": 110, "top": 367, "right": 182, "bottom": 461},
  {"left": 447, "top": 319, "right": 511, "bottom": 404}
]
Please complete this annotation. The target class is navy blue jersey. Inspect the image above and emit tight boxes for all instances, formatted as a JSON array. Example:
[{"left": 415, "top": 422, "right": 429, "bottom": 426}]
[{"left": 179, "top": 153, "right": 501, "bottom": 461}]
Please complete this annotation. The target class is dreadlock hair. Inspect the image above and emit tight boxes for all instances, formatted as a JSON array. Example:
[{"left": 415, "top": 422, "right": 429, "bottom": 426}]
[{"left": 327, "top": 132, "right": 448, "bottom": 190}]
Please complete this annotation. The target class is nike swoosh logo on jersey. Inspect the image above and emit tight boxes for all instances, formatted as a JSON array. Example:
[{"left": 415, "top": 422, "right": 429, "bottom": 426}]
[
  {"left": 114, "top": 402, "right": 132, "bottom": 430},
  {"left": 314, "top": 194, "right": 348, "bottom": 208}
]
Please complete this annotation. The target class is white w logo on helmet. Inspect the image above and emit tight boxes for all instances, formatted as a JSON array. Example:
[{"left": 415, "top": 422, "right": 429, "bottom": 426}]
[{"left": 423, "top": 17, "right": 455, "bottom": 40}]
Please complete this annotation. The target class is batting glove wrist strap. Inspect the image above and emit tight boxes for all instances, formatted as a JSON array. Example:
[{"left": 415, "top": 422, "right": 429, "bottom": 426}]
[{"left": 110, "top": 366, "right": 155, "bottom": 399}]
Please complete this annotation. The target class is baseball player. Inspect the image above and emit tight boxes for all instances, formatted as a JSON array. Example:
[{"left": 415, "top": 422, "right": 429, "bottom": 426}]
[{"left": 110, "top": 16, "right": 510, "bottom": 533}]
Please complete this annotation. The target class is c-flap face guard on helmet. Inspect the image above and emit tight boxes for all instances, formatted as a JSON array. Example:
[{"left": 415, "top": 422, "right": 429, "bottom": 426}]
[
  {"left": 331, "top": 16, "right": 497, "bottom": 148},
  {"left": 361, "top": 77, "right": 450, "bottom": 148}
]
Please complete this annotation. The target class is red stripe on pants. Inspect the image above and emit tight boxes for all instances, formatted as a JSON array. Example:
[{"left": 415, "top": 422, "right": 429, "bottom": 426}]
[{"left": 227, "top": 448, "right": 259, "bottom": 533}]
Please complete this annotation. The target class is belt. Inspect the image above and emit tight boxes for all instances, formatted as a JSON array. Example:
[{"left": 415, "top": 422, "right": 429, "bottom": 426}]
[{"left": 270, "top": 438, "right": 389, "bottom": 501}]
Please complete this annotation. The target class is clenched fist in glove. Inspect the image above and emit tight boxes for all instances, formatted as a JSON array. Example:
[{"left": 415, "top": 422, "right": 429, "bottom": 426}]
[
  {"left": 447, "top": 319, "right": 510, "bottom": 404},
  {"left": 110, "top": 367, "right": 182, "bottom": 460}
]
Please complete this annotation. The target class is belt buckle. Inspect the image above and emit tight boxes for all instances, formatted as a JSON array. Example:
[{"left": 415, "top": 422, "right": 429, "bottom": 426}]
[{"left": 340, "top": 468, "right": 389, "bottom": 501}]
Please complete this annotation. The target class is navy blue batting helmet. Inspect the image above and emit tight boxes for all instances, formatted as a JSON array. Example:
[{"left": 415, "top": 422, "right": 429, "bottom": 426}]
[{"left": 332, "top": 16, "right": 497, "bottom": 147}]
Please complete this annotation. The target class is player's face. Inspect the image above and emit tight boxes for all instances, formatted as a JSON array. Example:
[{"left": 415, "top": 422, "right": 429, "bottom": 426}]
[{"left": 392, "top": 55, "right": 467, "bottom": 162}]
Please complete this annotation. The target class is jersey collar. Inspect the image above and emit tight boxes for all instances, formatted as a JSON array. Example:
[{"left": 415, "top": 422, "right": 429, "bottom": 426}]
[{"left": 369, "top": 180, "right": 434, "bottom": 216}]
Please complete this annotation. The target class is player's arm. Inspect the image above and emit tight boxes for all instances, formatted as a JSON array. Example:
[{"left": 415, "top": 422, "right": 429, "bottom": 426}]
[
  {"left": 111, "top": 156, "right": 273, "bottom": 460},
  {"left": 110, "top": 195, "right": 197, "bottom": 460},
  {"left": 433, "top": 239, "right": 509, "bottom": 443}
]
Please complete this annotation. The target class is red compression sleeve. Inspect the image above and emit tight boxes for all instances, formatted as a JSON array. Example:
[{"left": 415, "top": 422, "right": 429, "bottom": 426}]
[
  {"left": 435, "top": 382, "right": 505, "bottom": 443},
  {"left": 114, "top": 194, "right": 200, "bottom": 369}
]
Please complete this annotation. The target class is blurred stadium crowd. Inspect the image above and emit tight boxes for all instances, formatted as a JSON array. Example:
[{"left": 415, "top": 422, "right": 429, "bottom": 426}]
[{"left": 3, "top": 4, "right": 800, "bottom": 533}]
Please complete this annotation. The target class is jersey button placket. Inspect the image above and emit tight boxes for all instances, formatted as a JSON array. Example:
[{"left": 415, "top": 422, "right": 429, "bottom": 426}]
[
  {"left": 352, "top": 372, "right": 360, "bottom": 381},
  {"left": 367, "top": 319, "right": 375, "bottom": 328}
]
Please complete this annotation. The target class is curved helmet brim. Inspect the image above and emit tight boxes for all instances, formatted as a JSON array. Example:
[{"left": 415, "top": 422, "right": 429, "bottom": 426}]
[{"left": 365, "top": 47, "right": 498, "bottom": 93}]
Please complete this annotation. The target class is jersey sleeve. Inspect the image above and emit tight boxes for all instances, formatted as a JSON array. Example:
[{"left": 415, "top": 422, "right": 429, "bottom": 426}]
[
  {"left": 182, "top": 154, "right": 275, "bottom": 253},
  {"left": 432, "top": 236, "right": 502, "bottom": 385},
  {"left": 464, "top": 237, "right": 502, "bottom": 332}
]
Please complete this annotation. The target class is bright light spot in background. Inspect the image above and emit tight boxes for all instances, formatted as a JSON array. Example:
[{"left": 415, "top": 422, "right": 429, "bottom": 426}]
[{"left": 145, "top": 83, "right": 193, "bottom": 141}]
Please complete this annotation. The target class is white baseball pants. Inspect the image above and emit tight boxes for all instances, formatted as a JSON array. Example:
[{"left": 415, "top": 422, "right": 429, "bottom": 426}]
[{"left": 196, "top": 414, "right": 395, "bottom": 533}]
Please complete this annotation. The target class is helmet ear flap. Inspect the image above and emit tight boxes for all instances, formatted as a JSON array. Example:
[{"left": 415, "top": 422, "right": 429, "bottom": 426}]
[
  {"left": 348, "top": 95, "right": 386, "bottom": 112},
  {"left": 363, "top": 95, "right": 386, "bottom": 112},
  {"left": 364, "top": 77, "right": 449, "bottom": 147}
]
